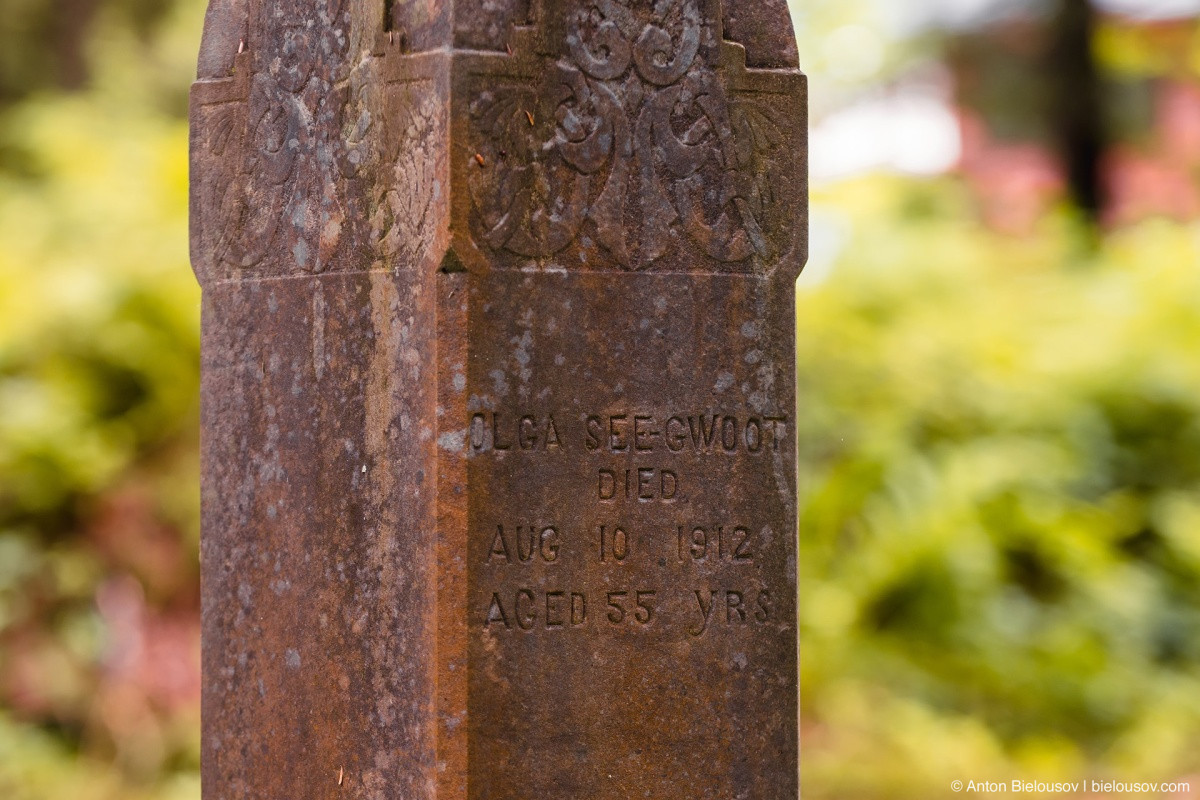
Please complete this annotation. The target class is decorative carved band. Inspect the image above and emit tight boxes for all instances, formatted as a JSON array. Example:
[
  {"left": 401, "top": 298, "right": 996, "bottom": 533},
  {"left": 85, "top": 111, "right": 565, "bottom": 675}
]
[
  {"left": 458, "top": 0, "right": 804, "bottom": 276},
  {"left": 190, "top": 0, "right": 805, "bottom": 283}
]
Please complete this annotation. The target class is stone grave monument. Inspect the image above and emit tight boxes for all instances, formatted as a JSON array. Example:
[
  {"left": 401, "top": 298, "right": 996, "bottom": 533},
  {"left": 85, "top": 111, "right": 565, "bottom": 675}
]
[{"left": 191, "top": 0, "right": 806, "bottom": 797}]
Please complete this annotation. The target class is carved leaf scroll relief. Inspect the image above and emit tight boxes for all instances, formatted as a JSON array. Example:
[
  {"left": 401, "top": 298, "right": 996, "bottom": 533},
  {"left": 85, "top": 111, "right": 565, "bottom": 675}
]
[
  {"left": 191, "top": 0, "right": 802, "bottom": 282},
  {"left": 370, "top": 87, "right": 443, "bottom": 271},
  {"left": 192, "top": 0, "right": 414, "bottom": 281},
  {"left": 237, "top": 23, "right": 358, "bottom": 274},
  {"left": 464, "top": 0, "right": 802, "bottom": 274}
]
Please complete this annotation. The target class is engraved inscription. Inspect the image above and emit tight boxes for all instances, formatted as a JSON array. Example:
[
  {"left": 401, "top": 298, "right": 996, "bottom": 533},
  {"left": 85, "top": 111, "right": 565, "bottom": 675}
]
[
  {"left": 475, "top": 407, "right": 788, "bottom": 644},
  {"left": 471, "top": 411, "right": 788, "bottom": 454},
  {"left": 487, "top": 525, "right": 561, "bottom": 564},
  {"left": 483, "top": 588, "right": 656, "bottom": 631},
  {"left": 677, "top": 525, "right": 754, "bottom": 563},
  {"left": 689, "top": 588, "right": 773, "bottom": 636},
  {"left": 598, "top": 468, "right": 679, "bottom": 502},
  {"left": 470, "top": 413, "right": 564, "bottom": 451}
]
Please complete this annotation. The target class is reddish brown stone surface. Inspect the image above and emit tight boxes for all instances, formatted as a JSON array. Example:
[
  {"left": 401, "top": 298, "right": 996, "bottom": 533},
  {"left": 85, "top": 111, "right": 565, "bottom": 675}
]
[{"left": 191, "top": 2, "right": 805, "bottom": 798}]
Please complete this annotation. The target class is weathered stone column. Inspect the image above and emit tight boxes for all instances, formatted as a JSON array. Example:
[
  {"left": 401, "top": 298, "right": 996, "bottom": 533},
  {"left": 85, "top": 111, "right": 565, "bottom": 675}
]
[{"left": 191, "top": 2, "right": 805, "bottom": 798}]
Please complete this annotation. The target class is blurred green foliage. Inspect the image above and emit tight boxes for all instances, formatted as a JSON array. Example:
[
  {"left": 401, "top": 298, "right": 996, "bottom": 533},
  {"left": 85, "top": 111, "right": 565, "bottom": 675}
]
[
  {"left": 0, "top": 2, "right": 202, "bottom": 798},
  {"left": 0, "top": 1, "right": 1199, "bottom": 799},
  {"left": 798, "top": 179, "right": 1200, "bottom": 797}
]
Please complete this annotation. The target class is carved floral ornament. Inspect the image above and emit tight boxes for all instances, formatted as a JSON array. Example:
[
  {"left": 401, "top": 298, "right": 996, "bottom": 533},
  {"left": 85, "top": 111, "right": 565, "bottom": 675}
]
[
  {"left": 372, "top": 90, "right": 443, "bottom": 268},
  {"left": 196, "top": 6, "right": 363, "bottom": 276},
  {"left": 191, "top": 0, "right": 800, "bottom": 279},
  {"left": 466, "top": 0, "right": 798, "bottom": 272}
]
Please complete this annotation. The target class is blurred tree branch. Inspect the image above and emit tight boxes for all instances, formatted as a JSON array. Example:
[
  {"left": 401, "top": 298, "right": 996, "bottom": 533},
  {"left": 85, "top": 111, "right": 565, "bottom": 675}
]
[{"left": 1048, "top": 0, "right": 1109, "bottom": 221}]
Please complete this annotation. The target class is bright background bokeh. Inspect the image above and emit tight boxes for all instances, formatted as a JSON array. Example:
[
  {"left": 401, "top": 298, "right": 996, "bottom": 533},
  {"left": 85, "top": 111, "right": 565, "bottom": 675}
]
[{"left": 0, "top": 1, "right": 1198, "bottom": 798}]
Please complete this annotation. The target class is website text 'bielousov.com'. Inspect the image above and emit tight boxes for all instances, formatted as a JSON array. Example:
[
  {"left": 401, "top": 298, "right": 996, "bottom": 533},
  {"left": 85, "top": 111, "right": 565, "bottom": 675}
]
[{"left": 951, "top": 780, "right": 1192, "bottom": 794}]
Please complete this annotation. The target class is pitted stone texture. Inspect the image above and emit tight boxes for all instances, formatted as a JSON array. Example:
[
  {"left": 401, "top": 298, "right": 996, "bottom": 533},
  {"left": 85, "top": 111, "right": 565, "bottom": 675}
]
[{"left": 200, "top": 273, "right": 439, "bottom": 799}]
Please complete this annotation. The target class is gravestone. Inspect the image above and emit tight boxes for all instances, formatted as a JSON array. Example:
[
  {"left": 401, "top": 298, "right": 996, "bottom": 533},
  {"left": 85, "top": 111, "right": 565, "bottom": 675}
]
[{"left": 190, "top": 1, "right": 806, "bottom": 798}]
